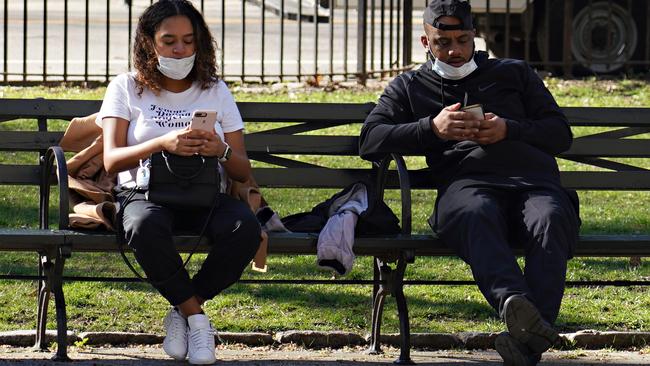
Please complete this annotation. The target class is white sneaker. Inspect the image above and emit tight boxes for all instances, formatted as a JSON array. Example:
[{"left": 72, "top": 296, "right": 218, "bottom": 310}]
[
  {"left": 162, "top": 307, "right": 188, "bottom": 360},
  {"left": 187, "top": 313, "right": 216, "bottom": 365}
]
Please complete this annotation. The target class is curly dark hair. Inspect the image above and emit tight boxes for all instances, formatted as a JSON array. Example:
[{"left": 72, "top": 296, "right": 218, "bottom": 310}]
[{"left": 132, "top": 0, "right": 218, "bottom": 95}]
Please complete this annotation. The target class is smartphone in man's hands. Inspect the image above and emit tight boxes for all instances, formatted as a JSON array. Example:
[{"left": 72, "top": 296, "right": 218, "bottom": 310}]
[
  {"left": 461, "top": 104, "right": 485, "bottom": 120},
  {"left": 190, "top": 110, "right": 217, "bottom": 132}
]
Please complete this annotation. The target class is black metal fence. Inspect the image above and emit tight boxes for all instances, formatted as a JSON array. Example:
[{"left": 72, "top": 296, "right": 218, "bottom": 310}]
[
  {"left": 0, "top": 0, "right": 648, "bottom": 85},
  {"left": 0, "top": 0, "right": 414, "bottom": 84}
]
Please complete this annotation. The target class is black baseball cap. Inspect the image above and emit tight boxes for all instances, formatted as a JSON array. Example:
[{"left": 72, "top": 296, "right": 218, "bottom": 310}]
[{"left": 423, "top": 0, "right": 474, "bottom": 31}]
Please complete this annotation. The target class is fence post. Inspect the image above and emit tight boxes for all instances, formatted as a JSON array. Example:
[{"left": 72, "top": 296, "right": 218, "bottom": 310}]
[
  {"left": 562, "top": 0, "right": 573, "bottom": 77},
  {"left": 402, "top": 0, "right": 412, "bottom": 67},
  {"left": 357, "top": 0, "right": 367, "bottom": 84}
]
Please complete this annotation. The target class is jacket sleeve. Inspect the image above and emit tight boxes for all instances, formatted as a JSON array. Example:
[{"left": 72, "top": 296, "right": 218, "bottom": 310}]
[
  {"left": 359, "top": 75, "right": 446, "bottom": 162},
  {"left": 504, "top": 64, "right": 573, "bottom": 156}
]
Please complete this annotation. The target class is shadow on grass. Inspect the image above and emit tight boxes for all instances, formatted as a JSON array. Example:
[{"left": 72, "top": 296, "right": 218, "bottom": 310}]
[
  {"left": 406, "top": 295, "right": 497, "bottom": 321},
  {"left": 574, "top": 258, "right": 645, "bottom": 271}
]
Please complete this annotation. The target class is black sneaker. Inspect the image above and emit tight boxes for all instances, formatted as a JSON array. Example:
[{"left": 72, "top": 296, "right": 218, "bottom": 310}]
[
  {"left": 502, "top": 295, "right": 559, "bottom": 354},
  {"left": 494, "top": 332, "right": 541, "bottom": 366}
]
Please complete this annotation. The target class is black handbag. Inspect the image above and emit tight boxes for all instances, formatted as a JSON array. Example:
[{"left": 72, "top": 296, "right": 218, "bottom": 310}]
[{"left": 147, "top": 151, "right": 220, "bottom": 209}]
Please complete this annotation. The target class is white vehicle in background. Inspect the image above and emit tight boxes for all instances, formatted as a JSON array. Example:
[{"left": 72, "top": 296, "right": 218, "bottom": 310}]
[{"left": 470, "top": 0, "right": 647, "bottom": 74}]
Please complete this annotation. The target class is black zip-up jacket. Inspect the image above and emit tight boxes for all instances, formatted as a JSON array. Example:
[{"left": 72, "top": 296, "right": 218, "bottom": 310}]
[{"left": 359, "top": 51, "right": 573, "bottom": 187}]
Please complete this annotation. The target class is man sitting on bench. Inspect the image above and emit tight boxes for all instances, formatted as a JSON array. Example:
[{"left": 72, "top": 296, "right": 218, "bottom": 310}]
[{"left": 358, "top": 0, "right": 580, "bottom": 364}]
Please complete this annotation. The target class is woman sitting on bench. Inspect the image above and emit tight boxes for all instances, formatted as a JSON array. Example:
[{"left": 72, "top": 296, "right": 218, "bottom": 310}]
[{"left": 99, "top": 1, "right": 261, "bottom": 364}]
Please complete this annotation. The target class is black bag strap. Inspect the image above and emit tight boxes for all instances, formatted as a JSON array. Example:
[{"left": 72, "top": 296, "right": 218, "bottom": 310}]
[
  {"left": 161, "top": 150, "right": 205, "bottom": 180},
  {"left": 115, "top": 187, "right": 220, "bottom": 286}
]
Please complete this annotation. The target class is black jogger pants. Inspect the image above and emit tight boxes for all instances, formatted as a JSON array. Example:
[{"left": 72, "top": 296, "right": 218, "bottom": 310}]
[
  {"left": 432, "top": 181, "right": 580, "bottom": 324},
  {"left": 117, "top": 190, "right": 261, "bottom": 305}
]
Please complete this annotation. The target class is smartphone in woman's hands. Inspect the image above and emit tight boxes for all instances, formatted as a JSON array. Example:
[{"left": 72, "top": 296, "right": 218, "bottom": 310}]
[{"left": 190, "top": 110, "right": 217, "bottom": 132}]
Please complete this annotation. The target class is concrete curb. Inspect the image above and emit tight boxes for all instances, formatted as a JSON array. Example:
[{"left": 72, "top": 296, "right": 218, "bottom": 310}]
[
  {"left": 563, "top": 330, "right": 650, "bottom": 349},
  {"left": 0, "top": 330, "right": 79, "bottom": 347},
  {"left": 1, "top": 330, "right": 649, "bottom": 350},
  {"left": 276, "top": 331, "right": 366, "bottom": 348},
  {"left": 79, "top": 332, "right": 162, "bottom": 345},
  {"left": 220, "top": 332, "right": 275, "bottom": 347}
]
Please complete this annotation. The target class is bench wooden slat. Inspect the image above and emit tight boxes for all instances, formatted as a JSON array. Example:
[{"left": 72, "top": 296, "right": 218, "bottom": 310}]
[
  {"left": 246, "top": 135, "right": 359, "bottom": 155},
  {"left": 0, "top": 229, "right": 65, "bottom": 249},
  {"left": 0, "top": 131, "right": 63, "bottom": 151},
  {"left": 252, "top": 167, "right": 374, "bottom": 188},
  {"left": 392, "top": 170, "right": 650, "bottom": 191},
  {"left": 566, "top": 139, "right": 650, "bottom": 157},
  {"left": 238, "top": 102, "right": 375, "bottom": 123},
  {"left": 0, "top": 99, "right": 101, "bottom": 120},
  {"left": 0, "top": 165, "right": 41, "bottom": 185},
  {"left": 405, "top": 234, "right": 650, "bottom": 257},
  {"left": 563, "top": 107, "right": 650, "bottom": 127},
  {"left": 37, "top": 230, "right": 412, "bottom": 256},
  {"left": 560, "top": 171, "right": 650, "bottom": 190}
]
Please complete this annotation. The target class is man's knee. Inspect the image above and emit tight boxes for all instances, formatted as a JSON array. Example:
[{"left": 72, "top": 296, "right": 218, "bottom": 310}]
[
  {"left": 437, "top": 194, "right": 504, "bottom": 234},
  {"left": 523, "top": 203, "right": 579, "bottom": 260},
  {"left": 435, "top": 196, "right": 509, "bottom": 263},
  {"left": 527, "top": 204, "right": 578, "bottom": 240}
]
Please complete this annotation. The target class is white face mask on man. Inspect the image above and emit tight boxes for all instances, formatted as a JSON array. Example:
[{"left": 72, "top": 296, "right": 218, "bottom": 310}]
[
  {"left": 427, "top": 45, "right": 477, "bottom": 80},
  {"left": 432, "top": 57, "right": 477, "bottom": 80},
  {"left": 157, "top": 53, "right": 196, "bottom": 80}
]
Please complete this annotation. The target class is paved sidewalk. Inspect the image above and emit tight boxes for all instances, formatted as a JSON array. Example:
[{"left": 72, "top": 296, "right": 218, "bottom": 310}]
[{"left": 1, "top": 344, "right": 649, "bottom": 365}]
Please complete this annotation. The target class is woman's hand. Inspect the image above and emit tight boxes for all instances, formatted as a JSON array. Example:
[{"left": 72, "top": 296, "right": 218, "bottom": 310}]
[
  {"left": 159, "top": 128, "right": 224, "bottom": 156},
  {"left": 195, "top": 130, "right": 227, "bottom": 157}
]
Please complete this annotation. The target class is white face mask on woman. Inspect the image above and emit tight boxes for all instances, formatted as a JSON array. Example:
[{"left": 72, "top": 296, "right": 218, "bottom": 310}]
[
  {"left": 157, "top": 53, "right": 196, "bottom": 80},
  {"left": 431, "top": 56, "right": 478, "bottom": 80}
]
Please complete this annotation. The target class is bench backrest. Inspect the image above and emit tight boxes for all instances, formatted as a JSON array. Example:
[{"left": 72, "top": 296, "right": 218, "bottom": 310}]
[{"left": 1, "top": 98, "right": 649, "bottom": 193}]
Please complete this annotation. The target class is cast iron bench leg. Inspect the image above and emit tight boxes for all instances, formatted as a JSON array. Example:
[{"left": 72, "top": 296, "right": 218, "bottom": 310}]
[
  {"left": 391, "top": 253, "right": 414, "bottom": 365},
  {"left": 368, "top": 258, "right": 389, "bottom": 355},
  {"left": 33, "top": 255, "right": 51, "bottom": 352},
  {"left": 52, "top": 246, "right": 71, "bottom": 361},
  {"left": 368, "top": 255, "right": 415, "bottom": 364},
  {"left": 49, "top": 246, "right": 71, "bottom": 361}
]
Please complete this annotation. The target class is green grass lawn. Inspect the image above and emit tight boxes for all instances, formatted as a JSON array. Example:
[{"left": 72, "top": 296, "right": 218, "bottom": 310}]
[{"left": 0, "top": 78, "right": 649, "bottom": 336}]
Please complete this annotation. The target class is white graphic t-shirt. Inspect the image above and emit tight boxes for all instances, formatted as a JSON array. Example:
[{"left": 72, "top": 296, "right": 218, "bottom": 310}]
[{"left": 98, "top": 73, "right": 244, "bottom": 190}]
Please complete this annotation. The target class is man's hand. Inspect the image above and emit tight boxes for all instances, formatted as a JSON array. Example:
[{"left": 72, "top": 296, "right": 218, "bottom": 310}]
[
  {"left": 472, "top": 112, "right": 507, "bottom": 145},
  {"left": 431, "top": 103, "right": 481, "bottom": 141}
]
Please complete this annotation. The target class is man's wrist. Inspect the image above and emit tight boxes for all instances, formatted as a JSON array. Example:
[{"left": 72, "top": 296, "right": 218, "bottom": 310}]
[
  {"left": 430, "top": 116, "right": 444, "bottom": 140},
  {"left": 504, "top": 119, "right": 519, "bottom": 140}
]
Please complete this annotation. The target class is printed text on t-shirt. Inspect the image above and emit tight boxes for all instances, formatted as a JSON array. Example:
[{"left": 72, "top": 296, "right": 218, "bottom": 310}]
[{"left": 150, "top": 104, "right": 192, "bottom": 128}]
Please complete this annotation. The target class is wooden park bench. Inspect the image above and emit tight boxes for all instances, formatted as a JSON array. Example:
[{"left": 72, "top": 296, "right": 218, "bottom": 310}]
[{"left": 0, "top": 98, "right": 649, "bottom": 363}]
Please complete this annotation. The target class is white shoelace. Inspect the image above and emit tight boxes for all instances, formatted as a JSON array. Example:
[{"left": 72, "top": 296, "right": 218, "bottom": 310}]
[
  {"left": 189, "top": 326, "right": 215, "bottom": 349},
  {"left": 166, "top": 311, "right": 187, "bottom": 339}
]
